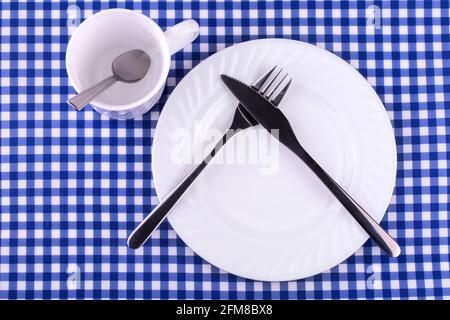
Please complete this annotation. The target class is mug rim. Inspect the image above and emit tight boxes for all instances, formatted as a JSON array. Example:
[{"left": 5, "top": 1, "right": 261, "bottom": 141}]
[{"left": 66, "top": 8, "right": 171, "bottom": 111}]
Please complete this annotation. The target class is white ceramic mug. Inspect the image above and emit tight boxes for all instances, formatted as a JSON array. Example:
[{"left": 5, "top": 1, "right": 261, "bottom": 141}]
[{"left": 66, "top": 9, "right": 199, "bottom": 119}]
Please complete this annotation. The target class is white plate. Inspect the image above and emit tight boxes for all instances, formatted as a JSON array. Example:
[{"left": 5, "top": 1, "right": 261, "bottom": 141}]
[{"left": 152, "top": 39, "right": 397, "bottom": 281}]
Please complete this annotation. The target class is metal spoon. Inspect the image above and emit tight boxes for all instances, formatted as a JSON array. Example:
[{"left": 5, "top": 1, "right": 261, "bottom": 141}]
[{"left": 67, "top": 49, "right": 151, "bottom": 111}]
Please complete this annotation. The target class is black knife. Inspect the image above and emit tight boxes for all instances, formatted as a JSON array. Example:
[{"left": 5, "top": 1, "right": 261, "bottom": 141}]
[{"left": 221, "top": 74, "right": 400, "bottom": 257}]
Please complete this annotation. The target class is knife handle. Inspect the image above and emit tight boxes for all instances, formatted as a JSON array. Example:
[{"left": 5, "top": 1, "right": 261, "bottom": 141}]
[
  {"left": 127, "top": 131, "right": 231, "bottom": 249},
  {"left": 290, "top": 142, "right": 401, "bottom": 257}
]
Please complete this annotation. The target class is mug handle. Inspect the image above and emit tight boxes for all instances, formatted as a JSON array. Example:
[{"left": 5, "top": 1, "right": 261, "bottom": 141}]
[{"left": 164, "top": 20, "right": 200, "bottom": 55}]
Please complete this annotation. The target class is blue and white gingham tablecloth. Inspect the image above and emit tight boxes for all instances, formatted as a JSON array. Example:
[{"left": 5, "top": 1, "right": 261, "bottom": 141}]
[{"left": 0, "top": 0, "right": 449, "bottom": 299}]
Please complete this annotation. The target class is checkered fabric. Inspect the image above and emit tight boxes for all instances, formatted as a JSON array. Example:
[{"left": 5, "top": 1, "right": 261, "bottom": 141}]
[{"left": 0, "top": 0, "right": 449, "bottom": 299}]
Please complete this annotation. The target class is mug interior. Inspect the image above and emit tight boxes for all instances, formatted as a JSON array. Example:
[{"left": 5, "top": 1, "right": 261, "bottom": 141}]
[{"left": 66, "top": 9, "right": 169, "bottom": 110}]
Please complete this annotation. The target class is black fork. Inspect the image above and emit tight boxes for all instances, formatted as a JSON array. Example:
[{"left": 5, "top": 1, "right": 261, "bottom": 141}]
[{"left": 128, "top": 67, "right": 292, "bottom": 249}]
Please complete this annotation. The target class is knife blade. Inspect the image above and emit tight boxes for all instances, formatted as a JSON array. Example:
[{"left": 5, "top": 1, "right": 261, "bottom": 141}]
[
  {"left": 220, "top": 74, "right": 401, "bottom": 257},
  {"left": 221, "top": 74, "right": 301, "bottom": 153}
]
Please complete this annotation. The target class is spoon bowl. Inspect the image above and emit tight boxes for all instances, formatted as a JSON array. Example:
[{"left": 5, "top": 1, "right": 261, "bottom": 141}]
[
  {"left": 112, "top": 49, "right": 151, "bottom": 82},
  {"left": 67, "top": 49, "right": 151, "bottom": 111}
]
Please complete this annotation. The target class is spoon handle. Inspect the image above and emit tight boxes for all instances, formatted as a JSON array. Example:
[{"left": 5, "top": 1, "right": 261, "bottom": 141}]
[{"left": 67, "top": 75, "right": 117, "bottom": 111}]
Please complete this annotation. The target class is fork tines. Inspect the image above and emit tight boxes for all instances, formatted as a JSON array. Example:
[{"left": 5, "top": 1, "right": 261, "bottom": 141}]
[{"left": 253, "top": 66, "right": 292, "bottom": 107}]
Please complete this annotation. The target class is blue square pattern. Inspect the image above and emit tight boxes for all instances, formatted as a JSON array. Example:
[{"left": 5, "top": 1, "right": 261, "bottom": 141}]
[{"left": 0, "top": 0, "right": 449, "bottom": 299}]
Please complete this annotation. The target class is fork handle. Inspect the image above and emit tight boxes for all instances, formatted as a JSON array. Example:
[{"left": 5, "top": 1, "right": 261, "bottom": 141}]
[
  {"left": 290, "top": 142, "right": 401, "bottom": 257},
  {"left": 127, "top": 131, "right": 232, "bottom": 249}
]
